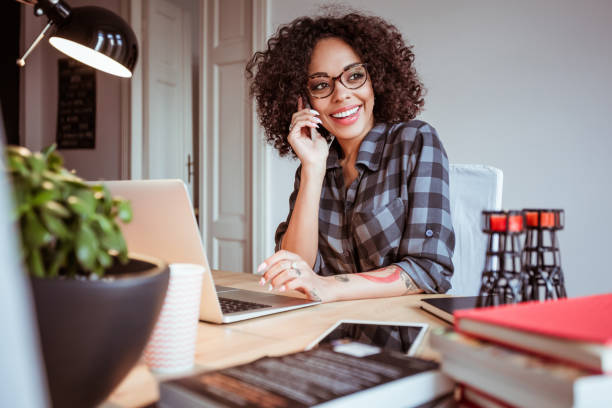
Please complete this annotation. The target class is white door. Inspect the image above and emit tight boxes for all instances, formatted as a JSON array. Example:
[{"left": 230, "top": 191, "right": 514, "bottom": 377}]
[
  {"left": 145, "top": 0, "right": 194, "bottom": 196},
  {"left": 205, "top": 0, "right": 253, "bottom": 273}
]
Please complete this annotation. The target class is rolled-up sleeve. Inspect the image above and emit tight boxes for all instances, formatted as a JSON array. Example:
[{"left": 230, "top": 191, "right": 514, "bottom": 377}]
[{"left": 394, "top": 124, "right": 455, "bottom": 293}]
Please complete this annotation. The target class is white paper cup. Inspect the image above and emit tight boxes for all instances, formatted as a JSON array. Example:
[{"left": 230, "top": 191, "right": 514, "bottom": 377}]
[{"left": 143, "top": 263, "right": 204, "bottom": 374}]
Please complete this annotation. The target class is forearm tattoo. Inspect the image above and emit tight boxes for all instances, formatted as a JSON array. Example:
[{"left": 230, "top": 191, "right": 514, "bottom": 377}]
[
  {"left": 356, "top": 266, "right": 401, "bottom": 283},
  {"left": 400, "top": 270, "right": 420, "bottom": 294},
  {"left": 354, "top": 266, "right": 421, "bottom": 294},
  {"left": 334, "top": 275, "right": 349, "bottom": 282}
]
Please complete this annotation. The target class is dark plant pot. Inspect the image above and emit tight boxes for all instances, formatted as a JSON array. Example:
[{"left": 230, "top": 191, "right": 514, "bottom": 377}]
[{"left": 30, "top": 254, "right": 169, "bottom": 408}]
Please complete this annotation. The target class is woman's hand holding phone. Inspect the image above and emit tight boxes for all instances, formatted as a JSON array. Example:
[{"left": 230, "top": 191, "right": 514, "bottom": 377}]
[{"left": 287, "top": 97, "right": 329, "bottom": 174}]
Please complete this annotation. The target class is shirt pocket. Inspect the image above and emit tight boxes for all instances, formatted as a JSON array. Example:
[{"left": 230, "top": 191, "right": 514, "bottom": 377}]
[{"left": 351, "top": 197, "right": 405, "bottom": 269}]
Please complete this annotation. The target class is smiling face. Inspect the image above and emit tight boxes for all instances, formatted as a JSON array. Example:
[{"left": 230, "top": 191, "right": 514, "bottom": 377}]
[{"left": 307, "top": 37, "right": 375, "bottom": 147}]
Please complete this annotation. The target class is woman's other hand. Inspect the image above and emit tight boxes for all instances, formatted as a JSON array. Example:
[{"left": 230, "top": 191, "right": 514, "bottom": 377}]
[
  {"left": 257, "top": 250, "right": 333, "bottom": 302},
  {"left": 287, "top": 97, "right": 329, "bottom": 173}
]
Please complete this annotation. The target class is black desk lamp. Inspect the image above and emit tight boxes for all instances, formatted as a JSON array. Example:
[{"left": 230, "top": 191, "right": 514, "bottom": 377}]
[{"left": 16, "top": 0, "right": 138, "bottom": 78}]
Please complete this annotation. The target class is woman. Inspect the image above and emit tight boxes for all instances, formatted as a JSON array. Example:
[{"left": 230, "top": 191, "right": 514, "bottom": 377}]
[{"left": 246, "top": 11, "right": 455, "bottom": 302}]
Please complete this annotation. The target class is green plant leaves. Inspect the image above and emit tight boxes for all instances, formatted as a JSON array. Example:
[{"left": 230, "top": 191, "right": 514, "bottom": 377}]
[
  {"left": 97, "top": 251, "right": 113, "bottom": 269},
  {"left": 41, "top": 144, "right": 57, "bottom": 157},
  {"left": 44, "top": 201, "right": 70, "bottom": 218},
  {"left": 93, "top": 214, "right": 112, "bottom": 233},
  {"left": 117, "top": 200, "right": 133, "bottom": 223},
  {"left": 6, "top": 154, "right": 28, "bottom": 176},
  {"left": 28, "top": 248, "right": 45, "bottom": 278},
  {"left": 4, "top": 143, "right": 133, "bottom": 278},
  {"left": 40, "top": 209, "right": 69, "bottom": 238},
  {"left": 23, "top": 212, "right": 52, "bottom": 248},
  {"left": 99, "top": 226, "right": 125, "bottom": 255},
  {"left": 67, "top": 195, "right": 92, "bottom": 217},
  {"left": 31, "top": 189, "right": 59, "bottom": 207},
  {"left": 47, "top": 242, "right": 70, "bottom": 277},
  {"left": 76, "top": 223, "right": 98, "bottom": 270}
]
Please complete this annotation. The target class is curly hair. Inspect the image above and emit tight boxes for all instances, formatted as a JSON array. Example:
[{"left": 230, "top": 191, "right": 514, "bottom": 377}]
[{"left": 245, "top": 10, "right": 425, "bottom": 157}]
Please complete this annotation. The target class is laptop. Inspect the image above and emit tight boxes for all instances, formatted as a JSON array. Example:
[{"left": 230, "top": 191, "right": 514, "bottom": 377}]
[{"left": 103, "top": 179, "right": 320, "bottom": 323}]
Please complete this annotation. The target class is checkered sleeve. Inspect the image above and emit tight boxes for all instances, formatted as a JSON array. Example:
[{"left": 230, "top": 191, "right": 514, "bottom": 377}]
[
  {"left": 274, "top": 166, "right": 301, "bottom": 252},
  {"left": 273, "top": 165, "right": 324, "bottom": 272},
  {"left": 394, "top": 124, "right": 455, "bottom": 293}
]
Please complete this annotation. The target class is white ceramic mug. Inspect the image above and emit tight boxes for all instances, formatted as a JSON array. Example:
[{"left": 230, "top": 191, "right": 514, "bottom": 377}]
[{"left": 143, "top": 263, "right": 204, "bottom": 374}]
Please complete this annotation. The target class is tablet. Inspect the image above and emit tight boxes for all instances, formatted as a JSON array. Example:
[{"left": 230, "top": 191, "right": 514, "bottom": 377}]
[
  {"left": 306, "top": 320, "right": 428, "bottom": 356},
  {"left": 420, "top": 296, "right": 498, "bottom": 324}
]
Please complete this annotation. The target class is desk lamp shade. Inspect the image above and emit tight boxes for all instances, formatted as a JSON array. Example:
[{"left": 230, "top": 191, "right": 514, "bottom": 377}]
[{"left": 49, "top": 6, "right": 138, "bottom": 78}]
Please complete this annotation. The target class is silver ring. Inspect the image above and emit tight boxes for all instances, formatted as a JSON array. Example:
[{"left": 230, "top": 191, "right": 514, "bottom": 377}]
[{"left": 290, "top": 261, "right": 300, "bottom": 276}]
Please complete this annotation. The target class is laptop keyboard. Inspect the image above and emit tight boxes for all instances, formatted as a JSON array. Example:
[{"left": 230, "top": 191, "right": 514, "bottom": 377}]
[{"left": 218, "top": 297, "right": 271, "bottom": 314}]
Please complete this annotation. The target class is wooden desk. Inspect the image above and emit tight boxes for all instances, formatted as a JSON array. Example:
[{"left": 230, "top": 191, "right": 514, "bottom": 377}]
[{"left": 104, "top": 270, "right": 450, "bottom": 407}]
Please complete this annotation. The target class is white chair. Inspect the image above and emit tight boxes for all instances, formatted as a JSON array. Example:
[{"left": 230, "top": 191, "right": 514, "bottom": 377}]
[{"left": 448, "top": 164, "right": 503, "bottom": 296}]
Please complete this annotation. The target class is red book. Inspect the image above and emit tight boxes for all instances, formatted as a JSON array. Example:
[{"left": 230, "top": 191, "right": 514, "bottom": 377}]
[
  {"left": 459, "top": 384, "right": 515, "bottom": 408},
  {"left": 454, "top": 294, "right": 612, "bottom": 373}
]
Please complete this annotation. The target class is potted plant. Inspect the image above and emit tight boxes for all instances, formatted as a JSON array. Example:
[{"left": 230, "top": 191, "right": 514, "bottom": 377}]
[{"left": 4, "top": 144, "right": 169, "bottom": 408}]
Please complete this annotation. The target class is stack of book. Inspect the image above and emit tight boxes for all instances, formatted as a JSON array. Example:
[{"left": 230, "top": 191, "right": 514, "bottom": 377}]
[
  {"left": 430, "top": 293, "right": 612, "bottom": 408},
  {"left": 159, "top": 344, "right": 454, "bottom": 407}
]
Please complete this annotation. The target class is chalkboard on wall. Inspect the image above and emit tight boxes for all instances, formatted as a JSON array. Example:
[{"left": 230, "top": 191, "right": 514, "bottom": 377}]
[{"left": 56, "top": 59, "right": 96, "bottom": 149}]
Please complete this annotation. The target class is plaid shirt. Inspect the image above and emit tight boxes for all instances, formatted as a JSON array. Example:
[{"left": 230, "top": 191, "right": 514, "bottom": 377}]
[{"left": 275, "top": 121, "right": 455, "bottom": 293}]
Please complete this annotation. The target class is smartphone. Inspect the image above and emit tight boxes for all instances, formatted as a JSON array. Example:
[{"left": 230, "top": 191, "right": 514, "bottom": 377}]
[{"left": 304, "top": 98, "right": 316, "bottom": 140}]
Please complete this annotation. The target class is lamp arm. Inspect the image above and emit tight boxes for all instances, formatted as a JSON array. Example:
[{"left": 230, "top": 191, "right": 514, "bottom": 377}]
[
  {"left": 15, "top": 0, "right": 72, "bottom": 67},
  {"left": 17, "top": 21, "right": 53, "bottom": 67}
]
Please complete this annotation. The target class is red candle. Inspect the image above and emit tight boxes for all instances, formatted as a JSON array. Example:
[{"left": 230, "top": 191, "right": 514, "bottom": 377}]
[
  {"left": 525, "top": 212, "right": 537, "bottom": 227},
  {"left": 489, "top": 215, "right": 507, "bottom": 231},
  {"left": 541, "top": 212, "right": 555, "bottom": 227},
  {"left": 526, "top": 211, "right": 555, "bottom": 228},
  {"left": 508, "top": 215, "right": 524, "bottom": 232}
]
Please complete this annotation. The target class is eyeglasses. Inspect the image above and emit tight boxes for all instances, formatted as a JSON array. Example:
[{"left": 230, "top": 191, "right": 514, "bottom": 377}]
[{"left": 307, "top": 63, "right": 368, "bottom": 99}]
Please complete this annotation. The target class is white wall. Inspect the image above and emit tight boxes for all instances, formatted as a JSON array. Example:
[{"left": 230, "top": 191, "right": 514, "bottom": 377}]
[
  {"left": 21, "top": 0, "right": 124, "bottom": 181},
  {"left": 265, "top": 0, "right": 612, "bottom": 297}
]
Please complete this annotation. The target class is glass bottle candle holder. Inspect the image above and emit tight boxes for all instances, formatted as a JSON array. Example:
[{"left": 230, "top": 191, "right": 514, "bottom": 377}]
[
  {"left": 521, "top": 209, "right": 567, "bottom": 301},
  {"left": 477, "top": 210, "right": 525, "bottom": 307}
]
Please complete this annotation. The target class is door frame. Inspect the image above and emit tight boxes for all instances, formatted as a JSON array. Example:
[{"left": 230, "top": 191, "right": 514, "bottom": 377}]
[
  {"left": 125, "top": 0, "right": 269, "bottom": 270},
  {"left": 249, "top": 0, "right": 268, "bottom": 270},
  {"left": 121, "top": 0, "right": 143, "bottom": 180}
]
